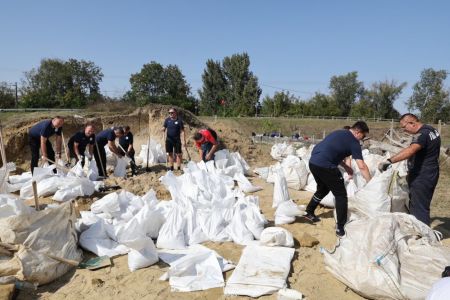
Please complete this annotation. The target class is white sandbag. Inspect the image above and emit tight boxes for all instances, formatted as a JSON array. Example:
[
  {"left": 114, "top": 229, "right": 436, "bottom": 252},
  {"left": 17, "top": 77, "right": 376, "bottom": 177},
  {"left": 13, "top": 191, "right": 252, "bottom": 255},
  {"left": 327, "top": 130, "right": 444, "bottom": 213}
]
[
  {"left": 273, "top": 169, "right": 290, "bottom": 208},
  {"left": 79, "top": 220, "right": 129, "bottom": 257},
  {"left": 156, "top": 205, "right": 187, "bottom": 249},
  {"left": 322, "top": 213, "right": 450, "bottom": 300},
  {"left": 0, "top": 194, "right": 33, "bottom": 218},
  {"left": 275, "top": 200, "right": 305, "bottom": 225},
  {"left": 90, "top": 192, "right": 120, "bottom": 215},
  {"left": 69, "top": 161, "right": 84, "bottom": 177},
  {"left": 426, "top": 277, "right": 450, "bottom": 300},
  {"left": 53, "top": 185, "right": 84, "bottom": 202},
  {"left": 124, "top": 237, "right": 159, "bottom": 272},
  {"left": 225, "top": 206, "right": 255, "bottom": 245},
  {"left": 271, "top": 143, "right": 295, "bottom": 161},
  {"left": 320, "top": 192, "right": 335, "bottom": 208},
  {"left": 165, "top": 250, "right": 225, "bottom": 292},
  {"left": 243, "top": 199, "right": 267, "bottom": 239},
  {"left": 277, "top": 288, "right": 303, "bottom": 300},
  {"left": 87, "top": 159, "right": 99, "bottom": 181},
  {"left": 224, "top": 245, "right": 295, "bottom": 297},
  {"left": 351, "top": 168, "right": 393, "bottom": 215},
  {"left": 390, "top": 171, "right": 409, "bottom": 213},
  {"left": 280, "top": 155, "right": 308, "bottom": 190},
  {"left": 0, "top": 202, "right": 82, "bottom": 285},
  {"left": 8, "top": 172, "right": 32, "bottom": 184},
  {"left": 114, "top": 157, "right": 129, "bottom": 178},
  {"left": 260, "top": 227, "right": 294, "bottom": 247},
  {"left": 304, "top": 173, "right": 317, "bottom": 193},
  {"left": 254, "top": 167, "right": 270, "bottom": 180},
  {"left": 234, "top": 173, "right": 263, "bottom": 193}
]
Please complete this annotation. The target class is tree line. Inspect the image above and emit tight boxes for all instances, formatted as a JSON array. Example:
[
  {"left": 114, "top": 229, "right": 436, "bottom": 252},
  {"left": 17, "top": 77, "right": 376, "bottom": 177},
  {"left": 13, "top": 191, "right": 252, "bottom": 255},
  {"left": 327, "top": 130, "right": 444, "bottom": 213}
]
[{"left": 0, "top": 54, "right": 449, "bottom": 123}]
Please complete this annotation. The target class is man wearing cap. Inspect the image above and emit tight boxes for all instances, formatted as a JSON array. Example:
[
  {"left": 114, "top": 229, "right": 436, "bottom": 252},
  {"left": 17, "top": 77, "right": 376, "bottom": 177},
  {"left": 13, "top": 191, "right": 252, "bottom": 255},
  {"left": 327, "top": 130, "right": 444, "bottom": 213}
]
[
  {"left": 379, "top": 113, "right": 441, "bottom": 226},
  {"left": 94, "top": 127, "right": 124, "bottom": 177},
  {"left": 68, "top": 123, "right": 96, "bottom": 167},
  {"left": 162, "top": 108, "right": 186, "bottom": 171},
  {"left": 304, "top": 121, "right": 372, "bottom": 237},
  {"left": 28, "top": 116, "right": 64, "bottom": 173}
]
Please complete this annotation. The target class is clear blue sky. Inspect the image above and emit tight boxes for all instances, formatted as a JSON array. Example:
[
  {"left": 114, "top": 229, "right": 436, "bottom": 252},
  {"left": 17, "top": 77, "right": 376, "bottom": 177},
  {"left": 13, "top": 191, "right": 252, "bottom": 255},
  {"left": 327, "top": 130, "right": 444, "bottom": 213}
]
[{"left": 1, "top": 0, "right": 449, "bottom": 113}]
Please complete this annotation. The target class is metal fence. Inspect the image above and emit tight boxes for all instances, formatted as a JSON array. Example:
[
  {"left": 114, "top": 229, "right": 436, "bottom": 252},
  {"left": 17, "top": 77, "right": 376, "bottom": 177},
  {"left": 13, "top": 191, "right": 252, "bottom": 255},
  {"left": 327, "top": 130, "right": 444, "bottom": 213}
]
[{"left": 0, "top": 108, "right": 84, "bottom": 112}]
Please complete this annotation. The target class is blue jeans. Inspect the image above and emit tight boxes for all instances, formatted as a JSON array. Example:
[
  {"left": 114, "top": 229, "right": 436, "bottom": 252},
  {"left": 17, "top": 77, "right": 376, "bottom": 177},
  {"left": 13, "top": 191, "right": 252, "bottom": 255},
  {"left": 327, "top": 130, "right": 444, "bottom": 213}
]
[{"left": 201, "top": 142, "right": 214, "bottom": 162}]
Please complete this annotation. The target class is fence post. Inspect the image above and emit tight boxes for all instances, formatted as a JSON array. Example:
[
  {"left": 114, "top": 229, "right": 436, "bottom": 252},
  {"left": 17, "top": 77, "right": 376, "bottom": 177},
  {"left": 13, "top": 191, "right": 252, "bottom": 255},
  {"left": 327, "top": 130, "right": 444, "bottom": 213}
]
[{"left": 390, "top": 119, "right": 394, "bottom": 139}]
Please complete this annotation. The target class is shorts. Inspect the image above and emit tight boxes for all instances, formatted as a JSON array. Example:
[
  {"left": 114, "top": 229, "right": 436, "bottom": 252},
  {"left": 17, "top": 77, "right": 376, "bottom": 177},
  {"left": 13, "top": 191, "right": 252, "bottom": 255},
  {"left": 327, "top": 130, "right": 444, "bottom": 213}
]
[{"left": 166, "top": 137, "right": 182, "bottom": 154}]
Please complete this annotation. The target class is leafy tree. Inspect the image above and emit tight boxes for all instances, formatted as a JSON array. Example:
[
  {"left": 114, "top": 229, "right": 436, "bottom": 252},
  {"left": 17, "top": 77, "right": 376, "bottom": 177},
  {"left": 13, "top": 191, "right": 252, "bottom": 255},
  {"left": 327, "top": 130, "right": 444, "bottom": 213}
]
[
  {"left": 261, "top": 91, "right": 293, "bottom": 117},
  {"left": 129, "top": 61, "right": 193, "bottom": 109},
  {"left": 221, "top": 53, "right": 261, "bottom": 116},
  {"left": 21, "top": 58, "right": 103, "bottom": 108},
  {"left": 0, "top": 82, "right": 16, "bottom": 108},
  {"left": 408, "top": 68, "right": 449, "bottom": 123},
  {"left": 368, "top": 80, "right": 405, "bottom": 119},
  {"left": 308, "top": 93, "right": 341, "bottom": 116},
  {"left": 329, "top": 71, "right": 364, "bottom": 116},
  {"left": 349, "top": 97, "right": 375, "bottom": 118},
  {"left": 198, "top": 59, "right": 227, "bottom": 115}
]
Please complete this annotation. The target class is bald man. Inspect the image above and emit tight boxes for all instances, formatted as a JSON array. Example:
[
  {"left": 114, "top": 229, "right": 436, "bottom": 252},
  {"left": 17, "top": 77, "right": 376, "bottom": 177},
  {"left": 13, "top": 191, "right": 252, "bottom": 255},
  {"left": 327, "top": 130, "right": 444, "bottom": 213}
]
[
  {"left": 28, "top": 116, "right": 64, "bottom": 173},
  {"left": 379, "top": 113, "right": 441, "bottom": 225}
]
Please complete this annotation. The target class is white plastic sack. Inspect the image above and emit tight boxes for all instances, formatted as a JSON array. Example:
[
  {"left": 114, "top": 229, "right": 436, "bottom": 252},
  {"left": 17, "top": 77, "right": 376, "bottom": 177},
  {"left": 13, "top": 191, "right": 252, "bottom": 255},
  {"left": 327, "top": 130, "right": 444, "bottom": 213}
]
[
  {"left": 87, "top": 159, "right": 99, "bottom": 181},
  {"left": 124, "top": 237, "right": 159, "bottom": 272},
  {"left": 234, "top": 173, "right": 262, "bottom": 193},
  {"left": 260, "top": 227, "right": 294, "bottom": 247},
  {"left": 114, "top": 157, "right": 129, "bottom": 178},
  {"left": 0, "top": 194, "right": 33, "bottom": 218},
  {"left": 224, "top": 245, "right": 295, "bottom": 297},
  {"left": 280, "top": 155, "right": 308, "bottom": 190},
  {"left": 275, "top": 200, "right": 306, "bottom": 225},
  {"left": 271, "top": 143, "right": 295, "bottom": 161},
  {"left": 79, "top": 220, "right": 129, "bottom": 257},
  {"left": 69, "top": 161, "right": 84, "bottom": 177},
  {"left": 156, "top": 205, "right": 187, "bottom": 249},
  {"left": 273, "top": 169, "right": 290, "bottom": 208}
]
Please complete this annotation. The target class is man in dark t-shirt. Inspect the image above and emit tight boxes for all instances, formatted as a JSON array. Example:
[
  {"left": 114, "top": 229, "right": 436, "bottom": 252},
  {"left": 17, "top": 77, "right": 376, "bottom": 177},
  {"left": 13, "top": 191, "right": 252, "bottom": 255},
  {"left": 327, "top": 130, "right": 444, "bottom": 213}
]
[
  {"left": 68, "top": 124, "right": 96, "bottom": 166},
  {"left": 162, "top": 108, "right": 186, "bottom": 171},
  {"left": 305, "top": 121, "right": 372, "bottom": 237},
  {"left": 28, "top": 116, "right": 64, "bottom": 173},
  {"left": 119, "top": 126, "right": 136, "bottom": 175},
  {"left": 94, "top": 127, "right": 124, "bottom": 177},
  {"left": 379, "top": 113, "right": 441, "bottom": 225}
]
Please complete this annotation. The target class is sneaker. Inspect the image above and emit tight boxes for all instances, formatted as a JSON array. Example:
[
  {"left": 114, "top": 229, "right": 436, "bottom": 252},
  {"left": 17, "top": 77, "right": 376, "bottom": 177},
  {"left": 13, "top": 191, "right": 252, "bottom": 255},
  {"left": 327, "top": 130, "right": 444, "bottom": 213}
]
[
  {"left": 336, "top": 227, "right": 346, "bottom": 238},
  {"left": 304, "top": 212, "right": 321, "bottom": 223}
]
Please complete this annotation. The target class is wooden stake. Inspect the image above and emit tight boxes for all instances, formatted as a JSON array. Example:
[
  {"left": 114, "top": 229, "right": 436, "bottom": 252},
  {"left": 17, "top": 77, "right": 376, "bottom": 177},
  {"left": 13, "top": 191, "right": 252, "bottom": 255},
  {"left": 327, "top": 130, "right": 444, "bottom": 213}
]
[
  {"left": 61, "top": 132, "right": 69, "bottom": 162},
  {"left": 32, "top": 181, "right": 40, "bottom": 211},
  {"left": 146, "top": 113, "right": 151, "bottom": 171}
]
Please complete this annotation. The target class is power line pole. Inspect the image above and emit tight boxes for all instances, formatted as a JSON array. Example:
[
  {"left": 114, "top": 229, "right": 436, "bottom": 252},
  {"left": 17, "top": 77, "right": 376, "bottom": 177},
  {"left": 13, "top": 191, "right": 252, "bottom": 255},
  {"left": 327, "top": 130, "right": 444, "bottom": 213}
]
[{"left": 14, "top": 82, "right": 18, "bottom": 108}]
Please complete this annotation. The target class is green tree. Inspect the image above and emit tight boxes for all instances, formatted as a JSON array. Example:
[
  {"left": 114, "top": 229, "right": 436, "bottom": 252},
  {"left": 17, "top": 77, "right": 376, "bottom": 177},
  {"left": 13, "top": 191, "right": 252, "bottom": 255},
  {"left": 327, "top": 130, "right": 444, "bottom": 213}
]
[
  {"left": 408, "top": 68, "right": 449, "bottom": 123},
  {"left": 222, "top": 52, "right": 261, "bottom": 116},
  {"left": 0, "top": 82, "right": 16, "bottom": 108},
  {"left": 129, "top": 61, "right": 192, "bottom": 109},
  {"left": 329, "top": 71, "right": 364, "bottom": 116},
  {"left": 308, "top": 93, "right": 341, "bottom": 116},
  {"left": 349, "top": 97, "right": 375, "bottom": 118},
  {"left": 21, "top": 58, "right": 103, "bottom": 108},
  {"left": 366, "top": 80, "right": 405, "bottom": 119},
  {"left": 198, "top": 59, "right": 227, "bottom": 115}
]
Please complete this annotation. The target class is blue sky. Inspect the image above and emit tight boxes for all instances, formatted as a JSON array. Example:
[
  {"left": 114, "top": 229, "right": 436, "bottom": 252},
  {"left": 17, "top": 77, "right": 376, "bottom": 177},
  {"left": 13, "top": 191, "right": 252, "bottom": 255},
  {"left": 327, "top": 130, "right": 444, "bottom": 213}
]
[{"left": 1, "top": 0, "right": 449, "bottom": 113}]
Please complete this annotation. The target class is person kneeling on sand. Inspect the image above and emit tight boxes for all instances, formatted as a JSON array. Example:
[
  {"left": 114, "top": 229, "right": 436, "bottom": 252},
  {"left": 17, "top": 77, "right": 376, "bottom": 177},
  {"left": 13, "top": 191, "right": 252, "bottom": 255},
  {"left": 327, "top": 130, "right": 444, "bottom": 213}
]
[
  {"left": 193, "top": 128, "right": 218, "bottom": 162},
  {"left": 304, "top": 121, "right": 372, "bottom": 237}
]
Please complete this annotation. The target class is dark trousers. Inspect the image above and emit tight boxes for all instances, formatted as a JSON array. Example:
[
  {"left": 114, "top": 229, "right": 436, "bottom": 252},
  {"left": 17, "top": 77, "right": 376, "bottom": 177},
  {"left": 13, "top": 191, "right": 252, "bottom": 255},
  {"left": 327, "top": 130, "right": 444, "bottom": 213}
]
[
  {"left": 29, "top": 137, "right": 55, "bottom": 173},
  {"left": 306, "top": 162, "right": 347, "bottom": 228},
  {"left": 93, "top": 144, "right": 107, "bottom": 177},
  {"left": 408, "top": 171, "right": 439, "bottom": 226},
  {"left": 69, "top": 145, "right": 86, "bottom": 166},
  {"left": 201, "top": 142, "right": 214, "bottom": 162}
]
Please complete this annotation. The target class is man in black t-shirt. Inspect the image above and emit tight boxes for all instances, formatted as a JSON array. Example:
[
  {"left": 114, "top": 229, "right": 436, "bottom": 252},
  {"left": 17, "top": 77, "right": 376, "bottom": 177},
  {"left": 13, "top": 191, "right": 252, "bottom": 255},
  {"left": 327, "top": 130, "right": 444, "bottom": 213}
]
[
  {"left": 379, "top": 113, "right": 441, "bottom": 225},
  {"left": 94, "top": 127, "right": 124, "bottom": 177},
  {"left": 162, "top": 108, "right": 186, "bottom": 171},
  {"left": 68, "top": 124, "right": 96, "bottom": 166},
  {"left": 119, "top": 126, "right": 136, "bottom": 175},
  {"left": 305, "top": 121, "right": 372, "bottom": 237},
  {"left": 28, "top": 116, "right": 64, "bottom": 173}
]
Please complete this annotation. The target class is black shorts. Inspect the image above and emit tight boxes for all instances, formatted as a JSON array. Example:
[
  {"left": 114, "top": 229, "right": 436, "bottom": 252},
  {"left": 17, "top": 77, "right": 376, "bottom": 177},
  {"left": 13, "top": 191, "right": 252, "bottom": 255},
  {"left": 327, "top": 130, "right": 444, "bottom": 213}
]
[{"left": 166, "top": 137, "right": 182, "bottom": 154}]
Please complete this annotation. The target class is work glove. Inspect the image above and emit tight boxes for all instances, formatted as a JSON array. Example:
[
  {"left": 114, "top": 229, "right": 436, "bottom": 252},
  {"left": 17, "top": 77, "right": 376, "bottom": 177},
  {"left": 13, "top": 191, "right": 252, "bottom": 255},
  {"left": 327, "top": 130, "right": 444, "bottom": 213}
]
[{"left": 378, "top": 160, "right": 392, "bottom": 172}]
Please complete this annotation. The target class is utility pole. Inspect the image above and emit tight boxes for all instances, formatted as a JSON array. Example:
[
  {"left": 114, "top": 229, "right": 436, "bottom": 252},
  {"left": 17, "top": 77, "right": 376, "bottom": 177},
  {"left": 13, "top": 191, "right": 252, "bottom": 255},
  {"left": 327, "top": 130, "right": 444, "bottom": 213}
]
[{"left": 14, "top": 82, "right": 18, "bottom": 108}]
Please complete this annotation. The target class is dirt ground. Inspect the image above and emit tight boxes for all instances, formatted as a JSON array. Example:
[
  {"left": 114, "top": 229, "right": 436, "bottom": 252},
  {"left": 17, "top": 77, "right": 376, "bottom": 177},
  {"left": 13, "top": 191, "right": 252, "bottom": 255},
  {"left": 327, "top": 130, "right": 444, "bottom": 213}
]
[{"left": 1, "top": 105, "right": 449, "bottom": 300}]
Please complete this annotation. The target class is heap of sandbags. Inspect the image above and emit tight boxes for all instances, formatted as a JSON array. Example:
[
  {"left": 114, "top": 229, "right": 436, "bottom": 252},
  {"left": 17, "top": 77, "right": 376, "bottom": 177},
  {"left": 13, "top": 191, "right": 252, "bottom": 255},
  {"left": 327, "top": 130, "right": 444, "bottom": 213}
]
[
  {"left": 323, "top": 213, "right": 450, "bottom": 300},
  {"left": 270, "top": 142, "right": 295, "bottom": 161},
  {"left": 136, "top": 139, "right": 167, "bottom": 166},
  {"left": 0, "top": 202, "right": 82, "bottom": 285}
]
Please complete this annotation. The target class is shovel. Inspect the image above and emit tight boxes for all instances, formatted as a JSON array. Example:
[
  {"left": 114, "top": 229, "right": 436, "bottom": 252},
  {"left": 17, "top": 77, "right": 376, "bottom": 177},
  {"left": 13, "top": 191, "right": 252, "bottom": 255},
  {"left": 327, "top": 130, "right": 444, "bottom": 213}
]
[{"left": 46, "top": 254, "right": 111, "bottom": 270}]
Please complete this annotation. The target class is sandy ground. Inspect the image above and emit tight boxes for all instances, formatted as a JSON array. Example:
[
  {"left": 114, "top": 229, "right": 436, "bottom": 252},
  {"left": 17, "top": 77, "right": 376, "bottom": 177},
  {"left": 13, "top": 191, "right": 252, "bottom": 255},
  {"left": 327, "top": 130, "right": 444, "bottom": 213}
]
[{"left": 2, "top": 106, "right": 448, "bottom": 300}]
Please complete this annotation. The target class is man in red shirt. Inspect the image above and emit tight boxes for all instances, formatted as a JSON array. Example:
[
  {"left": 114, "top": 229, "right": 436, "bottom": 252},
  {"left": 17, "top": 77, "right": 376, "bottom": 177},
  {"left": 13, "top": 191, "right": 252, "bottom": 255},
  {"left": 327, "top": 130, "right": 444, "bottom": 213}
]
[{"left": 193, "top": 129, "right": 218, "bottom": 162}]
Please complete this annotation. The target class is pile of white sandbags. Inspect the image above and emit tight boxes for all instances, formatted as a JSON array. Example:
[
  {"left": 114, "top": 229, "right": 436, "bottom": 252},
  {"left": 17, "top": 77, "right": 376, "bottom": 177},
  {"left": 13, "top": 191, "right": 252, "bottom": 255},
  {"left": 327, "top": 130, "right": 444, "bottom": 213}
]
[{"left": 136, "top": 139, "right": 167, "bottom": 166}]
